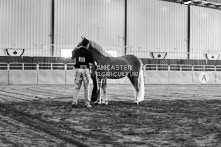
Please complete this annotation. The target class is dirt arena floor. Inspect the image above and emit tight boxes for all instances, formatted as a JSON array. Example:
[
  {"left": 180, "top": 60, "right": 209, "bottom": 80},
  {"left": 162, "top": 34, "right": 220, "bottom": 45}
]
[{"left": 0, "top": 84, "right": 221, "bottom": 147}]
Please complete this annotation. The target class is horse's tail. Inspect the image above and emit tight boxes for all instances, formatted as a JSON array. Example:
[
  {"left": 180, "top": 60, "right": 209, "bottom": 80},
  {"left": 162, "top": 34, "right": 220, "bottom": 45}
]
[{"left": 137, "top": 63, "right": 145, "bottom": 102}]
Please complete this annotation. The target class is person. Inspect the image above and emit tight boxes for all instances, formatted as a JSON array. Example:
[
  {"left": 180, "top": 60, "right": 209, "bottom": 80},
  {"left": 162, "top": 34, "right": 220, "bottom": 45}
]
[
  {"left": 71, "top": 39, "right": 95, "bottom": 108},
  {"left": 90, "top": 64, "right": 99, "bottom": 102}
]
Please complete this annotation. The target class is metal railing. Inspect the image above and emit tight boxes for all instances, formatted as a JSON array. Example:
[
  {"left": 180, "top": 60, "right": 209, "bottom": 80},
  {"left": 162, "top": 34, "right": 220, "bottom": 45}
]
[
  {"left": 144, "top": 64, "right": 221, "bottom": 71},
  {"left": 0, "top": 63, "right": 76, "bottom": 71},
  {"left": 0, "top": 63, "right": 221, "bottom": 72},
  {"left": 0, "top": 63, "right": 8, "bottom": 70}
]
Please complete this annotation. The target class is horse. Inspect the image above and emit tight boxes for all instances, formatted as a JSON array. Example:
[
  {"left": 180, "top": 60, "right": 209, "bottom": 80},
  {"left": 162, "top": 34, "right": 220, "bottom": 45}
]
[{"left": 77, "top": 37, "right": 145, "bottom": 105}]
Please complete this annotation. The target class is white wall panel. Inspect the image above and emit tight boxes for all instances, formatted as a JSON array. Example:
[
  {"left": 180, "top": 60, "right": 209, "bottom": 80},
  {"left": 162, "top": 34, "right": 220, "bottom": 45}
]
[
  {"left": 215, "top": 72, "right": 221, "bottom": 84},
  {"left": 0, "top": 0, "right": 52, "bottom": 56},
  {"left": 9, "top": 70, "right": 37, "bottom": 84},
  {"left": 65, "top": 70, "right": 75, "bottom": 84},
  {"left": 54, "top": 0, "right": 125, "bottom": 57},
  {"left": 145, "top": 71, "right": 169, "bottom": 84},
  {"left": 192, "top": 71, "right": 216, "bottom": 84},
  {"left": 38, "top": 70, "right": 65, "bottom": 84},
  {"left": 0, "top": 71, "right": 8, "bottom": 85},
  {"left": 190, "top": 6, "right": 221, "bottom": 59},
  {"left": 168, "top": 71, "right": 193, "bottom": 84},
  {"left": 127, "top": 0, "right": 187, "bottom": 59}
]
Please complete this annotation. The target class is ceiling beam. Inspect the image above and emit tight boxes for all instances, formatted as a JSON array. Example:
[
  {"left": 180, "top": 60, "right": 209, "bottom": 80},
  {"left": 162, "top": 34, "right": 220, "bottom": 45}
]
[{"left": 160, "top": 0, "right": 221, "bottom": 10}]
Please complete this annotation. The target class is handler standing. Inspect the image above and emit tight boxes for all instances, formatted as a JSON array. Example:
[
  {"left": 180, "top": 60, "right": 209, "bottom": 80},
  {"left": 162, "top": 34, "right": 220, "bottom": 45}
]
[{"left": 71, "top": 39, "right": 95, "bottom": 108}]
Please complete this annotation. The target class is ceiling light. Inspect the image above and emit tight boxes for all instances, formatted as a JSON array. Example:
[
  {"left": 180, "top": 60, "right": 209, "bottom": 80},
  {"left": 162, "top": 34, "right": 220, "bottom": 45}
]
[{"left": 183, "top": 0, "right": 192, "bottom": 5}]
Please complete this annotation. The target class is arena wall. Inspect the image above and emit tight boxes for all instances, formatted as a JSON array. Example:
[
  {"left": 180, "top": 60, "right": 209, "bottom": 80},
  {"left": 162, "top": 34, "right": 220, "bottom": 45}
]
[
  {"left": 190, "top": 6, "right": 221, "bottom": 59},
  {"left": 9, "top": 70, "right": 37, "bottom": 85},
  {"left": 1, "top": 0, "right": 221, "bottom": 59},
  {"left": 127, "top": 0, "right": 187, "bottom": 59},
  {"left": 53, "top": 0, "right": 125, "bottom": 57},
  {"left": 0, "top": 0, "right": 52, "bottom": 56},
  {"left": 0, "top": 70, "right": 220, "bottom": 85},
  {"left": 0, "top": 63, "right": 221, "bottom": 85},
  {"left": 0, "top": 71, "right": 8, "bottom": 85}
]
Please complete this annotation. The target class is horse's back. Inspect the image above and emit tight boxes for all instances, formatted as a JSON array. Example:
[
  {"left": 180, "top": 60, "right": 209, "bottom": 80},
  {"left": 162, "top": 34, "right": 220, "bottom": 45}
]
[
  {"left": 111, "top": 54, "right": 142, "bottom": 69},
  {"left": 98, "top": 54, "right": 142, "bottom": 72},
  {"left": 123, "top": 54, "right": 143, "bottom": 68},
  {"left": 111, "top": 54, "right": 140, "bottom": 62}
]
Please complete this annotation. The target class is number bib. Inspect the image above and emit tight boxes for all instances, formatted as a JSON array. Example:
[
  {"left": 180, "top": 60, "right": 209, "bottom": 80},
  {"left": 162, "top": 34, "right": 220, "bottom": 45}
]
[{"left": 78, "top": 57, "right": 85, "bottom": 62}]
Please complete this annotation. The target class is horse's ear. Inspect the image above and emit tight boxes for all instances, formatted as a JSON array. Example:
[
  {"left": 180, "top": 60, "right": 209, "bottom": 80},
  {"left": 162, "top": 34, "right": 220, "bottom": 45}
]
[{"left": 81, "top": 36, "right": 87, "bottom": 40}]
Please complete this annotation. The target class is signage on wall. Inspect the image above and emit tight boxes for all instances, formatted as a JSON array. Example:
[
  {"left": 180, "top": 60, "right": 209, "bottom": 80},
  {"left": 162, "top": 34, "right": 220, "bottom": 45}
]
[
  {"left": 199, "top": 72, "right": 209, "bottom": 84},
  {"left": 150, "top": 52, "right": 167, "bottom": 59},
  {"left": 205, "top": 53, "right": 220, "bottom": 60},
  {"left": 6, "top": 49, "right": 25, "bottom": 56}
]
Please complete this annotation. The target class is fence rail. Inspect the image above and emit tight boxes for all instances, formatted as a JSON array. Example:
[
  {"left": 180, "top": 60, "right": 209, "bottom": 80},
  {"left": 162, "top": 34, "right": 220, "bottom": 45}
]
[
  {"left": 1, "top": 63, "right": 221, "bottom": 85},
  {"left": 144, "top": 64, "right": 221, "bottom": 71},
  {"left": 1, "top": 63, "right": 221, "bottom": 72},
  {"left": 0, "top": 63, "right": 76, "bottom": 71}
]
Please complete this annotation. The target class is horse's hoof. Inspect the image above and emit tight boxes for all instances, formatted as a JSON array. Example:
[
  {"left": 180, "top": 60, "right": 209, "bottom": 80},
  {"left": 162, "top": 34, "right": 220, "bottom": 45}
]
[
  {"left": 133, "top": 101, "right": 139, "bottom": 105},
  {"left": 101, "top": 99, "right": 108, "bottom": 105},
  {"left": 102, "top": 101, "right": 108, "bottom": 105},
  {"left": 94, "top": 101, "right": 102, "bottom": 105}
]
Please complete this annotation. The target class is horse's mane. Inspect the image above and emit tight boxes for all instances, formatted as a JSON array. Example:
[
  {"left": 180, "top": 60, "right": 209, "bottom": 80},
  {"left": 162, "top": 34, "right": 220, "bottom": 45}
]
[{"left": 89, "top": 40, "right": 112, "bottom": 57}]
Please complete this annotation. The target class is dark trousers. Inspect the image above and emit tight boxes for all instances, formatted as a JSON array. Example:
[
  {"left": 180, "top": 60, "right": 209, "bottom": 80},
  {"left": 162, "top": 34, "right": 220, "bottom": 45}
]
[{"left": 91, "top": 74, "right": 98, "bottom": 101}]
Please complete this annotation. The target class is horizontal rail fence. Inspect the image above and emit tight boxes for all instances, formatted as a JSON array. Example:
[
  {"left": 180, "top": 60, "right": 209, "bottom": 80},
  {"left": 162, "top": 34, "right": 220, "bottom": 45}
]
[
  {"left": 24, "top": 63, "right": 37, "bottom": 70},
  {"left": 0, "top": 63, "right": 8, "bottom": 70},
  {"left": 144, "top": 64, "right": 221, "bottom": 72},
  {"left": 144, "top": 64, "right": 221, "bottom": 84},
  {"left": 66, "top": 63, "right": 75, "bottom": 70},
  {"left": 2, "top": 63, "right": 221, "bottom": 71},
  {"left": 1, "top": 63, "right": 221, "bottom": 84},
  {"left": 52, "top": 63, "right": 65, "bottom": 70}
]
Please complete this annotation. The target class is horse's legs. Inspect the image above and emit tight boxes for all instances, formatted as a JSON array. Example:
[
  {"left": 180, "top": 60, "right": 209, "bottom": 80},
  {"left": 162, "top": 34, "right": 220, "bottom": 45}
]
[
  {"left": 95, "top": 78, "right": 102, "bottom": 104},
  {"left": 127, "top": 73, "right": 139, "bottom": 104},
  {"left": 95, "top": 79, "right": 108, "bottom": 105},
  {"left": 101, "top": 79, "right": 108, "bottom": 105}
]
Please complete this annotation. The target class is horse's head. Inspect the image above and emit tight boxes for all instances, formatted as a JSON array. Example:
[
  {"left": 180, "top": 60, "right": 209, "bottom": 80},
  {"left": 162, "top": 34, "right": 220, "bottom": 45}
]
[
  {"left": 73, "top": 37, "right": 91, "bottom": 59},
  {"left": 77, "top": 37, "right": 90, "bottom": 48},
  {"left": 76, "top": 37, "right": 98, "bottom": 56},
  {"left": 76, "top": 37, "right": 111, "bottom": 62}
]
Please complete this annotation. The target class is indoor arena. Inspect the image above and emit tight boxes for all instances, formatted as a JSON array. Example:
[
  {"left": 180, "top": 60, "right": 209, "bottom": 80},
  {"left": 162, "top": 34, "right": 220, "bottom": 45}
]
[{"left": 0, "top": 0, "right": 221, "bottom": 146}]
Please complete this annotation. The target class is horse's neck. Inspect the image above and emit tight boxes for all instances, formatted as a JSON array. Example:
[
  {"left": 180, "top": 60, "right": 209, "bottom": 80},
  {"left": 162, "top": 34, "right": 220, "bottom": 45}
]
[{"left": 91, "top": 49, "right": 106, "bottom": 63}]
